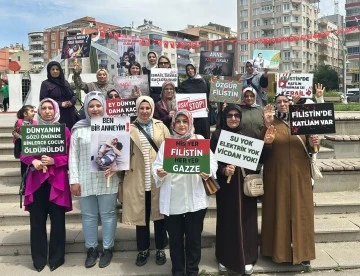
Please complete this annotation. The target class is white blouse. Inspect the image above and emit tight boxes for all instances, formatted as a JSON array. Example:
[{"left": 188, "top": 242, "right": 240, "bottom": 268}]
[{"left": 152, "top": 135, "right": 218, "bottom": 216}]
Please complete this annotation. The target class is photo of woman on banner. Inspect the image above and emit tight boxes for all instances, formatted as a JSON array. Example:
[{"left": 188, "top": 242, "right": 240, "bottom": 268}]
[
  {"left": 152, "top": 109, "right": 218, "bottom": 276},
  {"left": 240, "top": 60, "right": 269, "bottom": 108},
  {"left": 96, "top": 137, "right": 123, "bottom": 171}
]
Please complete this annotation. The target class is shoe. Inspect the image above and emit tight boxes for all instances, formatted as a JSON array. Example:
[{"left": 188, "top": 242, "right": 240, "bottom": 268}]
[
  {"left": 135, "top": 249, "right": 150, "bottom": 266},
  {"left": 34, "top": 264, "right": 45, "bottom": 272},
  {"left": 85, "top": 247, "right": 99, "bottom": 268},
  {"left": 301, "top": 261, "right": 311, "bottom": 266},
  {"left": 99, "top": 247, "right": 113, "bottom": 268},
  {"left": 245, "top": 264, "right": 254, "bottom": 274},
  {"left": 218, "top": 262, "right": 227, "bottom": 272},
  {"left": 49, "top": 261, "right": 64, "bottom": 271},
  {"left": 155, "top": 249, "right": 166, "bottom": 265}
]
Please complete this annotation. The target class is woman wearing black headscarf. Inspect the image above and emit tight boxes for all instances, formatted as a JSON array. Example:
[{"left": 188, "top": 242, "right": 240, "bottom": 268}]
[
  {"left": 210, "top": 104, "right": 275, "bottom": 275},
  {"left": 40, "top": 61, "right": 78, "bottom": 129},
  {"left": 179, "top": 64, "right": 210, "bottom": 139}
]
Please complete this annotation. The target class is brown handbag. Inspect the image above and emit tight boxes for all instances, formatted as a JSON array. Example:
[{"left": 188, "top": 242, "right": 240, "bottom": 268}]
[{"left": 202, "top": 176, "right": 220, "bottom": 196}]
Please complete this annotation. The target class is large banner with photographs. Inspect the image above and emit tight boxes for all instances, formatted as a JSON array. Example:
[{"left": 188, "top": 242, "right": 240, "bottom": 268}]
[
  {"left": 90, "top": 116, "right": 130, "bottom": 172},
  {"left": 276, "top": 73, "right": 313, "bottom": 98},
  {"left": 252, "top": 49, "right": 280, "bottom": 70},
  {"left": 61, "top": 35, "right": 91, "bottom": 59},
  {"left": 117, "top": 36, "right": 140, "bottom": 69},
  {"left": 114, "top": 75, "right": 149, "bottom": 99},
  {"left": 199, "top": 51, "right": 234, "bottom": 76},
  {"left": 289, "top": 103, "right": 336, "bottom": 135},
  {"left": 21, "top": 124, "right": 66, "bottom": 155}
]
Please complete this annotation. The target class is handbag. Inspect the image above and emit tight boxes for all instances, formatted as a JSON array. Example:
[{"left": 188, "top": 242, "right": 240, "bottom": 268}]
[
  {"left": 19, "top": 166, "right": 31, "bottom": 208},
  {"left": 241, "top": 167, "right": 264, "bottom": 197},
  {"left": 296, "top": 135, "right": 323, "bottom": 180},
  {"left": 202, "top": 176, "right": 220, "bottom": 196}
]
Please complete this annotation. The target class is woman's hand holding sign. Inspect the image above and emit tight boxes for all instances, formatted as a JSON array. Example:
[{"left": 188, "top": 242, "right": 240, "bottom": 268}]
[{"left": 156, "top": 168, "right": 168, "bottom": 178}]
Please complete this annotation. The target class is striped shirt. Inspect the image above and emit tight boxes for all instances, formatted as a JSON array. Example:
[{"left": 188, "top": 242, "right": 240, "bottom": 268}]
[
  {"left": 69, "top": 126, "right": 118, "bottom": 196},
  {"left": 138, "top": 124, "right": 153, "bottom": 191}
]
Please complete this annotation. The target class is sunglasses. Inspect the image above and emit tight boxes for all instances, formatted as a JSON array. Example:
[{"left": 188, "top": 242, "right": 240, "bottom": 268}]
[
  {"left": 226, "top": 113, "right": 241, "bottom": 119},
  {"left": 108, "top": 94, "right": 120, "bottom": 99}
]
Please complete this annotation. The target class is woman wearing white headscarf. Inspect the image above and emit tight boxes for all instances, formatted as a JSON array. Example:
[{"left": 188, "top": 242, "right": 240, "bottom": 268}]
[
  {"left": 152, "top": 110, "right": 218, "bottom": 276},
  {"left": 121, "top": 96, "right": 170, "bottom": 267},
  {"left": 240, "top": 60, "right": 269, "bottom": 108},
  {"left": 69, "top": 91, "right": 118, "bottom": 269},
  {"left": 20, "top": 98, "right": 72, "bottom": 272}
]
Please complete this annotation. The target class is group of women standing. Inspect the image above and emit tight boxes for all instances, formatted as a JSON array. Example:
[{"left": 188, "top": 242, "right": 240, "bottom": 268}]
[{"left": 20, "top": 55, "right": 319, "bottom": 275}]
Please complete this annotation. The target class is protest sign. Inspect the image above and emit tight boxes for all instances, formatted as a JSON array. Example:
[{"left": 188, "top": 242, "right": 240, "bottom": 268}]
[
  {"left": 150, "top": 68, "right": 178, "bottom": 87},
  {"left": 21, "top": 124, "right": 66, "bottom": 155},
  {"left": 163, "top": 138, "right": 210, "bottom": 174},
  {"left": 252, "top": 50, "right": 280, "bottom": 70},
  {"left": 114, "top": 75, "right": 149, "bottom": 99},
  {"left": 90, "top": 116, "right": 130, "bottom": 172},
  {"left": 214, "top": 130, "right": 264, "bottom": 171},
  {"left": 176, "top": 93, "right": 208, "bottom": 118},
  {"left": 289, "top": 103, "right": 336, "bottom": 135},
  {"left": 276, "top": 73, "right": 313, "bottom": 98},
  {"left": 199, "top": 51, "right": 234, "bottom": 76},
  {"left": 106, "top": 98, "right": 136, "bottom": 117},
  {"left": 118, "top": 36, "right": 140, "bottom": 69},
  {"left": 61, "top": 35, "right": 91, "bottom": 59},
  {"left": 209, "top": 79, "right": 242, "bottom": 104}
]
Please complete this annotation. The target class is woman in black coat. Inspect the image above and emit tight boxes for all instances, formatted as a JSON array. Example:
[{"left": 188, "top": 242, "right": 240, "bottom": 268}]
[{"left": 40, "top": 61, "right": 78, "bottom": 129}]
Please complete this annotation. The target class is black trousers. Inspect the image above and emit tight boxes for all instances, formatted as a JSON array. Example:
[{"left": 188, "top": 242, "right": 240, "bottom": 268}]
[
  {"left": 136, "top": 191, "right": 166, "bottom": 251},
  {"left": 28, "top": 182, "right": 66, "bottom": 268},
  {"left": 3, "top": 97, "right": 9, "bottom": 112},
  {"left": 165, "top": 208, "right": 207, "bottom": 276}
]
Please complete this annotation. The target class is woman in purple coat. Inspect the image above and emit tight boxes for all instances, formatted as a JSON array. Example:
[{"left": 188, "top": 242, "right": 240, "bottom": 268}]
[
  {"left": 40, "top": 61, "right": 78, "bottom": 129},
  {"left": 153, "top": 81, "right": 176, "bottom": 130},
  {"left": 20, "top": 98, "right": 72, "bottom": 272}
]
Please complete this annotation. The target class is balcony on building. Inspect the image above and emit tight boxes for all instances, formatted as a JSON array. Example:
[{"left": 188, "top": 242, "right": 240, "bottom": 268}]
[
  {"left": 291, "top": 58, "right": 302, "bottom": 63},
  {"left": 291, "top": 0, "right": 302, "bottom": 3},
  {"left": 29, "top": 32, "right": 44, "bottom": 38},
  {"left": 29, "top": 49, "right": 44, "bottom": 55},
  {"left": 290, "top": 21, "right": 302, "bottom": 28},
  {"left": 29, "top": 39, "right": 44, "bottom": 46},
  {"left": 29, "top": 57, "right": 45, "bottom": 63},
  {"left": 176, "top": 49, "right": 190, "bottom": 56}
]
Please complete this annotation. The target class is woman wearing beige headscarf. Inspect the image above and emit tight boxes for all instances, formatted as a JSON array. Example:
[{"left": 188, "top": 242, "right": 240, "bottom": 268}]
[{"left": 121, "top": 96, "right": 170, "bottom": 267}]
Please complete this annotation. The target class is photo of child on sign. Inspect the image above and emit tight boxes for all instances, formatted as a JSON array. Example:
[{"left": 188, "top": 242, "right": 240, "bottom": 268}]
[{"left": 95, "top": 137, "right": 123, "bottom": 171}]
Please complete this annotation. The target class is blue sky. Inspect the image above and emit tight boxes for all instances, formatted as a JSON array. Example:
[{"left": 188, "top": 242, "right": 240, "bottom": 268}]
[{"left": 1, "top": 0, "right": 345, "bottom": 49}]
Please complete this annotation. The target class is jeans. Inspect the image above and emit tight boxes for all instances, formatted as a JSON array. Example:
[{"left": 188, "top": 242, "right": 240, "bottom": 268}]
[{"left": 79, "top": 193, "right": 117, "bottom": 249}]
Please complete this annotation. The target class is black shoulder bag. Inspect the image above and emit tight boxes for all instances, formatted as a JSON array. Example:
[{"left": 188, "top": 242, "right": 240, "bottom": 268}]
[{"left": 133, "top": 121, "right": 158, "bottom": 152}]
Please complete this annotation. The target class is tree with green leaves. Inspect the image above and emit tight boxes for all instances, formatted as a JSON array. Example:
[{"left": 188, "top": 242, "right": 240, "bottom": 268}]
[{"left": 312, "top": 65, "right": 339, "bottom": 91}]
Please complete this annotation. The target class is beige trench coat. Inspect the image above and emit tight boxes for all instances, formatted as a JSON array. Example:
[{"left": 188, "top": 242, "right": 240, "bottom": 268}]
[{"left": 121, "top": 119, "right": 170, "bottom": 226}]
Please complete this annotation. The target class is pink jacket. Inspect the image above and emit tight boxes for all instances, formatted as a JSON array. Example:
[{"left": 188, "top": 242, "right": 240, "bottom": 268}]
[{"left": 20, "top": 127, "right": 72, "bottom": 212}]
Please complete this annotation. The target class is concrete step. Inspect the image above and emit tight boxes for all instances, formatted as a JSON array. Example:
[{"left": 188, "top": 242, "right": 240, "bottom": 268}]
[
  {"left": 317, "top": 146, "right": 335, "bottom": 159},
  {"left": 0, "top": 133, "right": 13, "bottom": 144},
  {"left": 0, "top": 155, "right": 20, "bottom": 169},
  {"left": 2, "top": 243, "right": 360, "bottom": 275},
  {"left": 0, "top": 127, "right": 14, "bottom": 134},
  {"left": 0, "top": 168, "right": 21, "bottom": 185},
  {"left": 0, "top": 143, "right": 14, "bottom": 155}
]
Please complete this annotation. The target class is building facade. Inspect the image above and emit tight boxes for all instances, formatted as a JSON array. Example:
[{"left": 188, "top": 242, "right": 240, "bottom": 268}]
[
  {"left": 237, "top": 0, "right": 320, "bottom": 74},
  {"left": 345, "top": 0, "right": 360, "bottom": 88}
]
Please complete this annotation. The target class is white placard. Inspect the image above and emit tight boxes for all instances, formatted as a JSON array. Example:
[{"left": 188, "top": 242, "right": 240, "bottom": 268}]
[
  {"left": 150, "top": 68, "right": 178, "bottom": 87},
  {"left": 276, "top": 73, "right": 313, "bottom": 98},
  {"left": 176, "top": 93, "right": 208, "bottom": 118},
  {"left": 214, "top": 130, "right": 264, "bottom": 171}
]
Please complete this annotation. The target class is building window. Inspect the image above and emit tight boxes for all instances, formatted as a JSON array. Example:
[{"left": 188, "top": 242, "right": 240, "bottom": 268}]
[
  {"left": 51, "top": 51, "right": 56, "bottom": 58},
  {"left": 240, "top": 44, "right": 248, "bottom": 52},
  {"left": 226, "top": 44, "right": 233, "bottom": 51},
  {"left": 44, "top": 53, "right": 48, "bottom": 59},
  {"left": 283, "top": 27, "right": 291, "bottom": 35},
  {"left": 240, "top": 9, "right": 248, "bottom": 17},
  {"left": 240, "top": 55, "right": 248, "bottom": 62},
  {"left": 111, "top": 64, "right": 115, "bottom": 69},
  {"left": 283, "top": 63, "right": 290, "bottom": 71},
  {"left": 51, "top": 42, "right": 56, "bottom": 49},
  {"left": 17, "top": 56, "right": 21, "bottom": 62},
  {"left": 214, "top": 45, "right": 220, "bottom": 51},
  {"left": 240, "top": 21, "right": 248, "bottom": 29},
  {"left": 240, "top": 32, "right": 248, "bottom": 40},
  {"left": 43, "top": 34, "right": 47, "bottom": 41},
  {"left": 60, "top": 32, "right": 64, "bottom": 40},
  {"left": 51, "top": 33, "right": 55, "bottom": 40},
  {"left": 239, "top": 0, "right": 248, "bottom": 5},
  {"left": 44, "top": 44, "right": 48, "bottom": 50},
  {"left": 283, "top": 16, "right": 290, "bottom": 23},
  {"left": 283, "top": 3, "right": 290, "bottom": 11},
  {"left": 283, "top": 51, "right": 291, "bottom": 60}
]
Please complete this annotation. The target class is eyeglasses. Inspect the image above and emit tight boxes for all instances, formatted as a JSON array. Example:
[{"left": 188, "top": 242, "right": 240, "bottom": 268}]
[
  {"left": 159, "top": 62, "right": 169, "bottom": 65},
  {"left": 226, "top": 113, "right": 241, "bottom": 119},
  {"left": 108, "top": 94, "right": 120, "bottom": 99}
]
